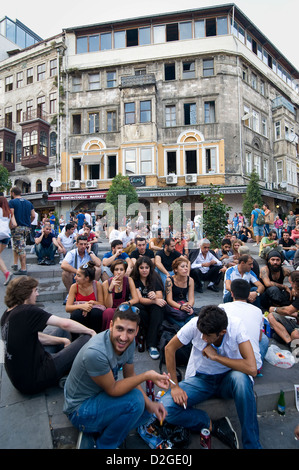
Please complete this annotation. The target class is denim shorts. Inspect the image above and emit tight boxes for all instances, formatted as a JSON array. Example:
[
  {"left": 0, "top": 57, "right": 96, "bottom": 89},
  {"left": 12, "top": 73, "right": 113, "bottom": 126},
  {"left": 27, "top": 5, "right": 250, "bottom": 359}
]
[
  {"left": 0, "top": 237, "right": 10, "bottom": 245},
  {"left": 253, "top": 225, "right": 264, "bottom": 236}
]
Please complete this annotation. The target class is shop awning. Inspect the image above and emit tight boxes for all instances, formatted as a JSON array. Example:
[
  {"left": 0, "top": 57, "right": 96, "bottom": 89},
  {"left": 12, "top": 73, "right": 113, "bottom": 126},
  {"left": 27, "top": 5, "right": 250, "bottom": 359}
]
[{"left": 80, "top": 154, "right": 104, "bottom": 165}]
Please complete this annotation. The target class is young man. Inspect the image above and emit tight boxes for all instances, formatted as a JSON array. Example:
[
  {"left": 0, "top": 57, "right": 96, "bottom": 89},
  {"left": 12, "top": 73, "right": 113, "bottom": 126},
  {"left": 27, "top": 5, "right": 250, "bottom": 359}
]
[
  {"left": 189, "top": 238, "right": 225, "bottom": 293},
  {"left": 160, "top": 305, "right": 262, "bottom": 449},
  {"left": 34, "top": 223, "right": 59, "bottom": 265},
  {"left": 154, "top": 238, "right": 183, "bottom": 286},
  {"left": 259, "top": 250, "right": 292, "bottom": 310},
  {"left": 279, "top": 230, "right": 297, "bottom": 262},
  {"left": 219, "top": 279, "right": 268, "bottom": 369},
  {"left": 223, "top": 255, "right": 264, "bottom": 306},
  {"left": 1, "top": 276, "right": 95, "bottom": 395},
  {"left": 149, "top": 228, "right": 165, "bottom": 254},
  {"left": 130, "top": 237, "right": 155, "bottom": 265},
  {"left": 250, "top": 203, "right": 265, "bottom": 246},
  {"left": 259, "top": 230, "right": 283, "bottom": 259},
  {"left": 63, "top": 306, "right": 169, "bottom": 449},
  {"left": 9, "top": 186, "right": 35, "bottom": 275},
  {"left": 57, "top": 223, "right": 76, "bottom": 262},
  {"left": 101, "top": 239, "right": 132, "bottom": 281}
]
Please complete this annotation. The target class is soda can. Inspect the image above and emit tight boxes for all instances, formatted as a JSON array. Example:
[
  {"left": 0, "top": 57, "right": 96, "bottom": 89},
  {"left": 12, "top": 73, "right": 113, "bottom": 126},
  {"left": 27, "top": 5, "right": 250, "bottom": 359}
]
[
  {"left": 146, "top": 380, "right": 155, "bottom": 401},
  {"left": 200, "top": 428, "right": 211, "bottom": 449}
]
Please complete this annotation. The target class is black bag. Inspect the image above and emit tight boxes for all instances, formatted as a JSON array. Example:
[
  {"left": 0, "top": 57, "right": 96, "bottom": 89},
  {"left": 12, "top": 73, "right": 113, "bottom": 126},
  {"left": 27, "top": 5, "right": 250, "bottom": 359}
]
[
  {"left": 158, "top": 320, "right": 192, "bottom": 373},
  {"left": 139, "top": 417, "right": 190, "bottom": 449}
]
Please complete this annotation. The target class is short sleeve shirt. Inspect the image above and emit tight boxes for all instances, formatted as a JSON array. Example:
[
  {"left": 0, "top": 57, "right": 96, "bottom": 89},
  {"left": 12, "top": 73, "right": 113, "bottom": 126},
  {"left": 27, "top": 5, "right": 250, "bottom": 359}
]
[
  {"left": 223, "top": 265, "right": 259, "bottom": 295},
  {"left": 156, "top": 249, "right": 181, "bottom": 272}
]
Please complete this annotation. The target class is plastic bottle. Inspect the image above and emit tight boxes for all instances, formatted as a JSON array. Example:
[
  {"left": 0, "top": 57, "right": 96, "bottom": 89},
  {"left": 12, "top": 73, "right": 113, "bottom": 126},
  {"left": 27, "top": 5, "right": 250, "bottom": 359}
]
[
  {"left": 137, "top": 334, "right": 145, "bottom": 352},
  {"left": 277, "top": 390, "right": 285, "bottom": 415}
]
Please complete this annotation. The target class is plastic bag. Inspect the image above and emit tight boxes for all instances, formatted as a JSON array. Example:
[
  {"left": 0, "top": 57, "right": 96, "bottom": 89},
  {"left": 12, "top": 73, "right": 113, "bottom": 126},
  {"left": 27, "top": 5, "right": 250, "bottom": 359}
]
[{"left": 265, "top": 344, "right": 295, "bottom": 368}]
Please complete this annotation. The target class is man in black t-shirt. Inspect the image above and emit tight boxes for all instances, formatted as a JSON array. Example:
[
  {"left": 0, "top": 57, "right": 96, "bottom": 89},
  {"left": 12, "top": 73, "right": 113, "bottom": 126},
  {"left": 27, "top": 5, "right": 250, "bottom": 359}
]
[
  {"left": 130, "top": 237, "right": 155, "bottom": 266},
  {"left": 268, "top": 271, "right": 299, "bottom": 346},
  {"left": 1, "top": 276, "right": 95, "bottom": 394},
  {"left": 279, "top": 231, "right": 297, "bottom": 262},
  {"left": 34, "top": 223, "right": 59, "bottom": 265},
  {"left": 154, "top": 238, "right": 185, "bottom": 286}
]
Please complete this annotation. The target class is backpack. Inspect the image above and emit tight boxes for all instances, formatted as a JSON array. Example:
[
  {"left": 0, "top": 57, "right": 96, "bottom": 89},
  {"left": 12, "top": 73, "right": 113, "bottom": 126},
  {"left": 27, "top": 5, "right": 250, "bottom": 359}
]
[
  {"left": 158, "top": 320, "right": 192, "bottom": 374},
  {"left": 256, "top": 210, "right": 265, "bottom": 226}
]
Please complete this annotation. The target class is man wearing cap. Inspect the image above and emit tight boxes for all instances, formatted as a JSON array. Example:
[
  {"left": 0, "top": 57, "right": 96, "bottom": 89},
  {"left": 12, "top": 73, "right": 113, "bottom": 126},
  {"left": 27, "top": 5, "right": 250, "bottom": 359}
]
[{"left": 259, "top": 250, "right": 292, "bottom": 311}]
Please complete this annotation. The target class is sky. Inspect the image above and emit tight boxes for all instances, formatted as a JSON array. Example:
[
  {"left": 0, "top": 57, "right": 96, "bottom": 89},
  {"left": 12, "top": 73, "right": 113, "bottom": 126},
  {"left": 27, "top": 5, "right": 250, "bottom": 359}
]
[{"left": 3, "top": 0, "right": 299, "bottom": 70}]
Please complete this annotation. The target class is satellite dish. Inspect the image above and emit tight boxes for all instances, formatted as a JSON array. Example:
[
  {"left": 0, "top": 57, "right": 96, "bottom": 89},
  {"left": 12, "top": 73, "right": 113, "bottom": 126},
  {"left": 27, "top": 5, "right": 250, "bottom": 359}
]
[
  {"left": 242, "top": 112, "right": 253, "bottom": 121},
  {"left": 50, "top": 180, "right": 62, "bottom": 188}
]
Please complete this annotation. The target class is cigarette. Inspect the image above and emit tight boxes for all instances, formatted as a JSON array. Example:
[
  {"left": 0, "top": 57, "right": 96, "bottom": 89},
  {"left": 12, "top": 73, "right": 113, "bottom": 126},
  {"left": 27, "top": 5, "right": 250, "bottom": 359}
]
[
  {"left": 160, "top": 419, "right": 164, "bottom": 426},
  {"left": 168, "top": 378, "right": 176, "bottom": 385},
  {"left": 183, "top": 403, "right": 187, "bottom": 409}
]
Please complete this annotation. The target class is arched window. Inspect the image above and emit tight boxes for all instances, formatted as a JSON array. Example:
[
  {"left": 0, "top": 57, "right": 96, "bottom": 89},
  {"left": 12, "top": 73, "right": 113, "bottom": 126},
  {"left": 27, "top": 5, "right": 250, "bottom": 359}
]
[
  {"left": 40, "top": 131, "right": 48, "bottom": 156},
  {"left": 47, "top": 178, "right": 53, "bottom": 194},
  {"left": 36, "top": 179, "right": 42, "bottom": 192}
]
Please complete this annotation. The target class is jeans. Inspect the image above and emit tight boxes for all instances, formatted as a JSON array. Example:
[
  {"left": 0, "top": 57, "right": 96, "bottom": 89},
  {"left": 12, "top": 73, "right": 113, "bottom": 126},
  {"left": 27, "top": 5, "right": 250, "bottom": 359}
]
[
  {"left": 283, "top": 250, "right": 295, "bottom": 261},
  {"left": 161, "top": 370, "right": 262, "bottom": 449},
  {"left": 68, "top": 388, "right": 151, "bottom": 448},
  {"left": 259, "top": 332, "right": 269, "bottom": 364},
  {"left": 35, "top": 242, "right": 57, "bottom": 261},
  {"left": 155, "top": 268, "right": 174, "bottom": 287}
]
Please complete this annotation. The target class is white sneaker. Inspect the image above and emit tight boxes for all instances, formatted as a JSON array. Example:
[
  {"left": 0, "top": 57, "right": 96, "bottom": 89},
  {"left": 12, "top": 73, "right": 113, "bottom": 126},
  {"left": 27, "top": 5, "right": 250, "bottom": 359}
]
[{"left": 149, "top": 347, "right": 160, "bottom": 360}]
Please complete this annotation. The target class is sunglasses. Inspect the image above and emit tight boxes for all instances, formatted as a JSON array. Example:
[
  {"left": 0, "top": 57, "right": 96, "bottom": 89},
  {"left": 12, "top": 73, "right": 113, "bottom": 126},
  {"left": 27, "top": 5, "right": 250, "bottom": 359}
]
[{"left": 118, "top": 304, "right": 140, "bottom": 314}]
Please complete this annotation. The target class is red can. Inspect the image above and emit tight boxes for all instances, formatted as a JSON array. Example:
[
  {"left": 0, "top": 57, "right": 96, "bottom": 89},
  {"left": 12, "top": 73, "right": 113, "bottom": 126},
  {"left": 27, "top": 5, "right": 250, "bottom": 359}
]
[
  {"left": 146, "top": 380, "right": 155, "bottom": 401},
  {"left": 200, "top": 428, "right": 211, "bottom": 449}
]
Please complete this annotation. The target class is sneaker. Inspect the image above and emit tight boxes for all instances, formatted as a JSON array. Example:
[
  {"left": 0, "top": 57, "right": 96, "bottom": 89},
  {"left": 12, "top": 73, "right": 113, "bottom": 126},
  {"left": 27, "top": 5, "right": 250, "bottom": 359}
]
[
  {"left": 13, "top": 269, "right": 27, "bottom": 275},
  {"left": 11, "top": 264, "right": 18, "bottom": 271},
  {"left": 211, "top": 417, "right": 239, "bottom": 449},
  {"left": 4, "top": 272, "right": 13, "bottom": 286},
  {"left": 149, "top": 347, "right": 160, "bottom": 360}
]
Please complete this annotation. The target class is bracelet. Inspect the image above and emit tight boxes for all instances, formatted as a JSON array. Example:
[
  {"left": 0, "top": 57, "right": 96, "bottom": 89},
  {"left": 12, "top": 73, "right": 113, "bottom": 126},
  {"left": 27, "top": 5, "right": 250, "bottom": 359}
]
[
  {"left": 179, "top": 304, "right": 182, "bottom": 310},
  {"left": 108, "top": 289, "right": 113, "bottom": 294}
]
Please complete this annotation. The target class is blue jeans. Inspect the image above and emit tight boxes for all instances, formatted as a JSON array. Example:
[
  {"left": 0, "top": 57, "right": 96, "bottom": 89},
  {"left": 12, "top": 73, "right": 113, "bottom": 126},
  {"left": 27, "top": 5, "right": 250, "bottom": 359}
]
[
  {"left": 283, "top": 250, "right": 295, "bottom": 261},
  {"left": 259, "top": 333, "right": 269, "bottom": 364},
  {"left": 35, "top": 242, "right": 57, "bottom": 261},
  {"left": 155, "top": 268, "right": 174, "bottom": 287},
  {"left": 161, "top": 370, "right": 262, "bottom": 449},
  {"left": 68, "top": 388, "right": 150, "bottom": 449}
]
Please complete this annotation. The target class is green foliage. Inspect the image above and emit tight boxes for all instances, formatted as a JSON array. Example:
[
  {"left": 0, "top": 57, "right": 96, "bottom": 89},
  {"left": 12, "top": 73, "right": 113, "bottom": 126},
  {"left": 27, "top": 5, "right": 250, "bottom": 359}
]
[
  {"left": 0, "top": 165, "right": 12, "bottom": 193},
  {"left": 105, "top": 174, "right": 139, "bottom": 222},
  {"left": 242, "top": 171, "right": 263, "bottom": 221},
  {"left": 202, "top": 184, "right": 231, "bottom": 248}
]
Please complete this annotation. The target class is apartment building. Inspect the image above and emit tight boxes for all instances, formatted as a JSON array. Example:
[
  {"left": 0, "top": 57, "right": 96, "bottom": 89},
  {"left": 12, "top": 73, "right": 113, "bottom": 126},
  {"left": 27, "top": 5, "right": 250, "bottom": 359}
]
[{"left": 1, "top": 5, "right": 299, "bottom": 221}]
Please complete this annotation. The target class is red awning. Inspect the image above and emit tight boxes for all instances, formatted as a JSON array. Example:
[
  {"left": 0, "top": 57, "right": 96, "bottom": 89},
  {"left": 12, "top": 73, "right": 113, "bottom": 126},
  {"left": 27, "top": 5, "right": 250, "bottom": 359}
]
[{"left": 48, "top": 190, "right": 107, "bottom": 201}]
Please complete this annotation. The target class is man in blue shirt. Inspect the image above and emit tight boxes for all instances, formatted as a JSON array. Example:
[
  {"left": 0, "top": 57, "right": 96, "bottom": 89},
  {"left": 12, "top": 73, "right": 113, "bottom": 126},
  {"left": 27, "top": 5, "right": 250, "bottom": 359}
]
[
  {"left": 223, "top": 255, "right": 264, "bottom": 307},
  {"left": 9, "top": 186, "right": 35, "bottom": 275},
  {"left": 250, "top": 203, "right": 265, "bottom": 246},
  {"left": 76, "top": 210, "right": 86, "bottom": 231},
  {"left": 101, "top": 239, "right": 132, "bottom": 281}
]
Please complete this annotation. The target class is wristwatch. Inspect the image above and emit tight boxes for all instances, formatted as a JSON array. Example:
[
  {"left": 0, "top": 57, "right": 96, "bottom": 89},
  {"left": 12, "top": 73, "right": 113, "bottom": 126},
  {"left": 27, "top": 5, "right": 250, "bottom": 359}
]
[{"left": 89, "top": 251, "right": 94, "bottom": 256}]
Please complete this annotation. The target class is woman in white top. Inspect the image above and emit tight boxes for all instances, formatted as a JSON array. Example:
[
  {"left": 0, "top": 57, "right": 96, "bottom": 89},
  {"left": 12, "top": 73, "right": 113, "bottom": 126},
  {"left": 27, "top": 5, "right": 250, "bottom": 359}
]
[{"left": 0, "top": 196, "right": 16, "bottom": 285}]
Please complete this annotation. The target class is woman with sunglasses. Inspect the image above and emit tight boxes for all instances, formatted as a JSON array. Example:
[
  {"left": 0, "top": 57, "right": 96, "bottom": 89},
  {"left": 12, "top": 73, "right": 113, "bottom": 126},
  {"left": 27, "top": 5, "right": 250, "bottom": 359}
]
[
  {"left": 102, "top": 259, "right": 139, "bottom": 330},
  {"left": 131, "top": 256, "right": 166, "bottom": 360},
  {"left": 66, "top": 261, "right": 105, "bottom": 337},
  {"left": 165, "top": 257, "right": 196, "bottom": 327}
]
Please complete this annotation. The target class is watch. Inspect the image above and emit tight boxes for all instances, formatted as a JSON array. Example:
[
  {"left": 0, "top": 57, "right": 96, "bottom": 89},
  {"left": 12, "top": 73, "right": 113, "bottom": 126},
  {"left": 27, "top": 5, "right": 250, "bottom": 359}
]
[{"left": 89, "top": 251, "right": 94, "bottom": 256}]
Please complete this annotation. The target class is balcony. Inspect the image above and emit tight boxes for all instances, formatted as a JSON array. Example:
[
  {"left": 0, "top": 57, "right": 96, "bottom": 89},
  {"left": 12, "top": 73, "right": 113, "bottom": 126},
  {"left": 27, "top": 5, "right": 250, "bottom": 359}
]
[
  {"left": 21, "top": 108, "right": 50, "bottom": 124},
  {"left": 120, "top": 74, "right": 156, "bottom": 89},
  {"left": 0, "top": 128, "right": 16, "bottom": 171},
  {"left": 20, "top": 120, "right": 50, "bottom": 169}
]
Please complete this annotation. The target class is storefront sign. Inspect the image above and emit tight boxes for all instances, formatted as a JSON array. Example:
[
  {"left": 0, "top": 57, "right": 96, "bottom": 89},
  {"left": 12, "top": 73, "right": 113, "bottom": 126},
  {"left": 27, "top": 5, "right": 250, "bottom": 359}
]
[
  {"left": 129, "top": 175, "right": 146, "bottom": 187},
  {"left": 137, "top": 189, "right": 187, "bottom": 198},
  {"left": 48, "top": 191, "right": 107, "bottom": 201}
]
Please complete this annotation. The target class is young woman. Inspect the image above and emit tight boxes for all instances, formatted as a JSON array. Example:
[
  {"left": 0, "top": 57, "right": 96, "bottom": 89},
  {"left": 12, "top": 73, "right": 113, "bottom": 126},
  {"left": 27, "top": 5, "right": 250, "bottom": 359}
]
[
  {"left": 0, "top": 196, "right": 16, "bottom": 285},
  {"left": 102, "top": 259, "right": 139, "bottom": 330},
  {"left": 66, "top": 261, "right": 105, "bottom": 338},
  {"left": 165, "top": 257, "right": 197, "bottom": 327},
  {"left": 131, "top": 256, "right": 166, "bottom": 360},
  {"left": 231, "top": 239, "right": 244, "bottom": 263}
]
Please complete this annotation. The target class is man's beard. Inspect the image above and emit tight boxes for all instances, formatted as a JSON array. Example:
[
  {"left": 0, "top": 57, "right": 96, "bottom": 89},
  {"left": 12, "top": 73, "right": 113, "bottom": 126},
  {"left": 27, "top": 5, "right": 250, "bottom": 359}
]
[{"left": 270, "top": 265, "right": 281, "bottom": 272}]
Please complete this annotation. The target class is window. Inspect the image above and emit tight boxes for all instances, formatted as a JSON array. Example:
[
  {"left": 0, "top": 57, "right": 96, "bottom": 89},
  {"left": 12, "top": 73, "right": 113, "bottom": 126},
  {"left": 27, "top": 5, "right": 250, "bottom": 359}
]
[
  {"left": 125, "top": 149, "right": 136, "bottom": 174},
  {"left": 203, "top": 59, "right": 214, "bottom": 77},
  {"left": 139, "top": 27, "right": 151, "bottom": 45},
  {"left": 166, "top": 23, "right": 179, "bottom": 42},
  {"left": 26, "top": 100, "right": 33, "bottom": 120},
  {"left": 114, "top": 30, "right": 126, "bottom": 49},
  {"left": 276, "top": 161, "right": 283, "bottom": 183},
  {"left": 246, "top": 151, "right": 252, "bottom": 174},
  {"left": 73, "top": 158, "right": 81, "bottom": 180},
  {"left": 40, "top": 131, "right": 48, "bottom": 156},
  {"left": 37, "top": 96, "right": 46, "bottom": 118},
  {"left": 194, "top": 20, "right": 205, "bottom": 38},
  {"left": 251, "top": 73, "right": 257, "bottom": 90},
  {"left": 165, "top": 105, "right": 176, "bottom": 127},
  {"left": 135, "top": 68, "right": 146, "bottom": 75},
  {"left": 107, "top": 155, "right": 117, "bottom": 179},
  {"left": 37, "top": 63, "right": 46, "bottom": 81},
  {"left": 27, "top": 68, "right": 33, "bottom": 84},
  {"left": 36, "top": 180, "right": 42, "bottom": 192},
  {"left": 263, "top": 159, "right": 269, "bottom": 181},
  {"left": 166, "top": 151, "right": 177, "bottom": 174},
  {"left": 140, "top": 100, "right": 151, "bottom": 123},
  {"left": 217, "top": 17, "right": 228, "bottom": 35},
  {"left": 72, "top": 76, "right": 82, "bottom": 92},
  {"left": 89, "top": 73, "right": 100, "bottom": 90},
  {"left": 89, "top": 113, "right": 100, "bottom": 133},
  {"left": 260, "top": 80, "right": 265, "bottom": 96},
  {"left": 182, "top": 61, "right": 195, "bottom": 79},
  {"left": 107, "top": 111, "right": 117, "bottom": 132},
  {"left": 89, "top": 35, "right": 99, "bottom": 52},
  {"left": 49, "top": 93, "right": 57, "bottom": 114},
  {"left": 242, "top": 66, "right": 248, "bottom": 82},
  {"left": 165, "top": 63, "right": 176, "bottom": 81},
  {"left": 253, "top": 154, "right": 261, "bottom": 177},
  {"left": 16, "top": 72, "right": 23, "bottom": 88},
  {"left": 107, "top": 71, "right": 116, "bottom": 88},
  {"left": 206, "top": 18, "right": 216, "bottom": 37},
  {"left": 125, "top": 102, "right": 135, "bottom": 124},
  {"left": 16, "top": 140, "right": 22, "bottom": 162},
  {"left": 5, "top": 76, "right": 13, "bottom": 92},
  {"left": 89, "top": 164, "right": 100, "bottom": 180},
  {"left": 126, "top": 28, "right": 138, "bottom": 47},
  {"left": 101, "top": 32, "right": 112, "bottom": 50},
  {"left": 243, "top": 105, "right": 251, "bottom": 127},
  {"left": 72, "top": 115, "right": 81, "bottom": 134},
  {"left": 204, "top": 101, "right": 215, "bottom": 123},
  {"left": 77, "top": 36, "right": 88, "bottom": 53},
  {"left": 4, "top": 139, "right": 14, "bottom": 163},
  {"left": 275, "top": 121, "right": 281, "bottom": 140},
  {"left": 50, "top": 59, "right": 57, "bottom": 77},
  {"left": 205, "top": 148, "right": 217, "bottom": 173},
  {"left": 185, "top": 150, "right": 197, "bottom": 174},
  {"left": 261, "top": 117, "right": 267, "bottom": 137},
  {"left": 252, "top": 110, "right": 260, "bottom": 133},
  {"left": 153, "top": 25, "right": 165, "bottom": 43},
  {"left": 184, "top": 103, "right": 196, "bottom": 125},
  {"left": 140, "top": 148, "right": 152, "bottom": 173},
  {"left": 5, "top": 107, "right": 12, "bottom": 129},
  {"left": 179, "top": 22, "right": 192, "bottom": 40},
  {"left": 0, "top": 139, "right": 3, "bottom": 161},
  {"left": 50, "top": 132, "right": 57, "bottom": 156}
]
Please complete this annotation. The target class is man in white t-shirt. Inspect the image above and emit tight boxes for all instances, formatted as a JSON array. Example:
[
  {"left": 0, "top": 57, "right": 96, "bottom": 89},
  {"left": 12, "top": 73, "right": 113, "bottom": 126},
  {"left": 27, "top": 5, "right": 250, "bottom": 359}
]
[
  {"left": 219, "top": 279, "right": 269, "bottom": 369},
  {"left": 57, "top": 223, "right": 76, "bottom": 262},
  {"left": 161, "top": 305, "right": 262, "bottom": 449},
  {"left": 119, "top": 225, "right": 136, "bottom": 255}
]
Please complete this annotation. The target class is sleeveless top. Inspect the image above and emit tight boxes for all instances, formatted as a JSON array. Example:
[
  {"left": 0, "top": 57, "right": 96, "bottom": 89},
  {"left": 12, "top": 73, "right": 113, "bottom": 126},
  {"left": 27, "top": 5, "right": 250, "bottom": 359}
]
[
  {"left": 75, "top": 280, "right": 97, "bottom": 302},
  {"left": 170, "top": 276, "right": 189, "bottom": 302},
  {"left": 268, "top": 267, "right": 285, "bottom": 285},
  {"left": 108, "top": 276, "right": 130, "bottom": 308}
]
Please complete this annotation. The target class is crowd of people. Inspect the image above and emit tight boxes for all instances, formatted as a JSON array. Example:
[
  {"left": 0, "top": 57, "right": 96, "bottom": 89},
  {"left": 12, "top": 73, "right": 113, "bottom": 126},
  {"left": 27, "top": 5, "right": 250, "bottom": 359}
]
[{"left": 1, "top": 196, "right": 299, "bottom": 450}]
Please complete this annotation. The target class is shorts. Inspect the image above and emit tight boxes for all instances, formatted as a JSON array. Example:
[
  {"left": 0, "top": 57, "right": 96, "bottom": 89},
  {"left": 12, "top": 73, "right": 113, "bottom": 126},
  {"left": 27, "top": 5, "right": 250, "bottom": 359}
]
[
  {"left": 273, "top": 312, "right": 298, "bottom": 335},
  {"left": 11, "top": 226, "right": 31, "bottom": 256},
  {"left": 253, "top": 225, "right": 264, "bottom": 237},
  {"left": 0, "top": 237, "right": 10, "bottom": 245}
]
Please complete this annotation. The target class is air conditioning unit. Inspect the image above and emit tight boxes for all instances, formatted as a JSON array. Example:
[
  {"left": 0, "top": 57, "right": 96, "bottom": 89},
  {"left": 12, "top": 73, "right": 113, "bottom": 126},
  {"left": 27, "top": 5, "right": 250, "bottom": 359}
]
[
  {"left": 69, "top": 180, "right": 80, "bottom": 189},
  {"left": 166, "top": 174, "right": 177, "bottom": 184},
  {"left": 185, "top": 174, "right": 197, "bottom": 184},
  {"left": 85, "top": 179, "right": 97, "bottom": 188}
]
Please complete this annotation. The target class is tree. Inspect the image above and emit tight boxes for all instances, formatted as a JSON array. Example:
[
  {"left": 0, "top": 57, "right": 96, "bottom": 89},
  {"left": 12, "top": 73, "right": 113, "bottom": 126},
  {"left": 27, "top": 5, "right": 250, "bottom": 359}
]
[
  {"left": 242, "top": 171, "right": 263, "bottom": 223},
  {"left": 202, "top": 184, "right": 231, "bottom": 248},
  {"left": 105, "top": 174, "right": 139, "bottom": 224},
  {"left": 0, "top": 165, "right": 12, "bottom": 193}
]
